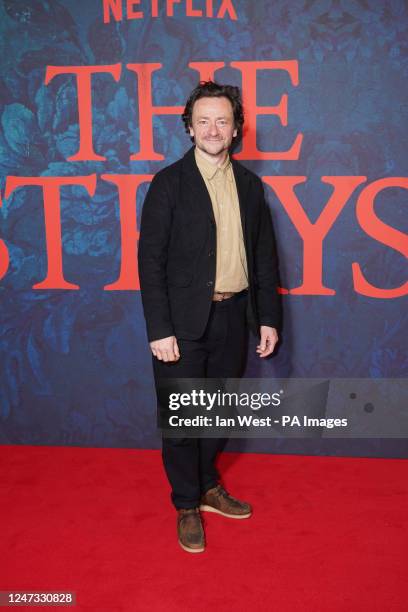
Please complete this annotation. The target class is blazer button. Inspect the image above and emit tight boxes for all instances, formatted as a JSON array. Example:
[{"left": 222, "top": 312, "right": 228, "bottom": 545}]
[
  {"left": 208, "top": 250, "right": 214, "bottom": 257},
  {"left": 207, "top": 281, "right": 214, "bottom": 287}
]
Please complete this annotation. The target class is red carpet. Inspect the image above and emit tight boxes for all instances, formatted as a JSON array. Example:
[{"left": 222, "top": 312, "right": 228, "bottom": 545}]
[{"left": 0, "top": 445, "right": 406, "bottom": 611}]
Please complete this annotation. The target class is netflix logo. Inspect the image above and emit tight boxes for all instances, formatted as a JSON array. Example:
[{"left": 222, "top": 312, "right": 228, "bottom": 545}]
[{"left": 102, "top": 0, "right": 238, "bottom": 22}]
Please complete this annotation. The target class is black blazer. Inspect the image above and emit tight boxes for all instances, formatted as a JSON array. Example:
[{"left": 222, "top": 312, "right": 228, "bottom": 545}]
[{"left": 138, "top": 145, "right": 281, "bottom": 342}]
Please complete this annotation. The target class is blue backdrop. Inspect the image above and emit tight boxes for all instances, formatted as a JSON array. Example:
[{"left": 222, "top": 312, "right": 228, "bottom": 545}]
[{"left": 0, "top": 0, "right": 407, "bottom": 456}]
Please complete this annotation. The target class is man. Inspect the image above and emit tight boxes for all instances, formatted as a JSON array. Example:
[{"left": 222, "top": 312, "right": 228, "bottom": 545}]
[{"left": 138, "top": 81, "right": 281, "bottom": 553}]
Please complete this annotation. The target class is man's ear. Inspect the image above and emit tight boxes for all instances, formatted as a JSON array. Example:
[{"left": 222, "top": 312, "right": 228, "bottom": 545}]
[
  {"left": 189, "top": 126, "right": 195, "bottom": 138},
  {"left": 233, "top": 127, "right": 238, "bottom": 138}
]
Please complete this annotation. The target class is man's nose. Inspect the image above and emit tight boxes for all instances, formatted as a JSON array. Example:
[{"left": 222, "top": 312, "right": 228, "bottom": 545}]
[{"left": 207, "top": 122, "right": 219, "bottom": 135}]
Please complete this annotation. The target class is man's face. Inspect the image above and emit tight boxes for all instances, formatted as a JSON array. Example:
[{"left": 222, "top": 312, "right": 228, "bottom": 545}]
[{"left": 189, "top": 96, "right": 237, "bottom": 158}]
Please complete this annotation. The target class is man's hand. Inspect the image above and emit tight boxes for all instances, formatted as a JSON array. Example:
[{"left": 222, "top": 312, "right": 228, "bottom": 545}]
[
  {"left": 256, "top": 326, "right": 279, "bottom": 358},
  {"left": 150, "top": 335, "right": 180, "bottom": 362}
]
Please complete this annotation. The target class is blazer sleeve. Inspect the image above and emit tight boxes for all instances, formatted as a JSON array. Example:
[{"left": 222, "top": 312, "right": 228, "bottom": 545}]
[
  {"left": 138, "top": 171, "right": 175, "bottom": 342},
  {"left": 254, "top": 178, "right": 282, "bottom": 331}
]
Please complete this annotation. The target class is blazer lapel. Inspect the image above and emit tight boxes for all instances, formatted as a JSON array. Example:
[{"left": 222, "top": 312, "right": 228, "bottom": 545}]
[
  {"left": 231, "top": 157, "right": 250, "bottom": 240},
  {"left": 181, "top": 146, "right": 251, "bottom": 237},
  {"left": 181, "top": 146, "right": 216, "bottom": 224}
]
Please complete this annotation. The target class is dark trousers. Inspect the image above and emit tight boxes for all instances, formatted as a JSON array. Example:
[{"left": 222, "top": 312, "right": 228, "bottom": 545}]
[{"left": 152, "top": 290, "right": 249, "bottom": 509}]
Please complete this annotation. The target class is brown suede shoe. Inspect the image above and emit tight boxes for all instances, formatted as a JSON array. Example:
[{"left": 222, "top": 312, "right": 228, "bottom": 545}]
[
  {"left": 200, "top": 485, "right": 252, "bottom": 519},
  {"left": 177, "top": 508, "right": 205, "bottom": 553}
]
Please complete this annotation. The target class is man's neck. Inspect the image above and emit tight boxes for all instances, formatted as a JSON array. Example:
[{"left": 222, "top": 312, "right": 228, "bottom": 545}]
[{"left": 195, "top": 146, "right": 229, "bottom": 167}]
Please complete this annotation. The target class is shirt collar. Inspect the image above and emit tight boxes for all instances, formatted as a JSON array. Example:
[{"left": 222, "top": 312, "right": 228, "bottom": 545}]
[{"left": 194, "top": 147, "right": 233, "bottom": 181}]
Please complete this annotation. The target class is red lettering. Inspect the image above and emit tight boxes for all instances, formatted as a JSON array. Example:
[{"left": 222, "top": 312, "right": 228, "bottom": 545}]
[
  {"left": 231, "top": 60, "right": 302, "bottom": 161},
  {"left": 103, "top": 0, "right": 122, "bottom": 23},
  {"left": 217, "top": 0, "right": 237, "bottom": 20},
  {"left": 151, "top": 0, "right": 159, "bottom": 16},
  {"left": 101, "top": 174, "right": 153, "bottom": 290},
  {"left": 206, "top": 0, "right": 213, "bottom": 17},
  {"left": 127, "top": 0, "right": 143, "bottom": 18},
  {"left": 4, "top": 175, "right": 97, "bottom": 290},
  {"left": 263, "top": 175, "right": 367, "bottom": 294},
  {"left": 0, "top": 193, "right": 9, "bottom": 282},
  {"left": 353, "top": 178, "right": 408, "bottom": 298},
  {"left": 127, "top": 63, "right": 183, "bottom": 160},
  {"left": 45, "top": 64, "right": 121, "bottom": 162},
  {"left": 167, "top": 0, "right": 182, "bottom": 17},
  {"left": 186, "top": 0, "right": 202, "bottom": 17},
  {"left": 0, "top": 238, "right": 8, "bottom": 282}
]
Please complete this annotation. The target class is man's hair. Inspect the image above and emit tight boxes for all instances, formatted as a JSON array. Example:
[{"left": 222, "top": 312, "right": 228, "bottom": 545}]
[{"left": 181, "top": 80, "right": 244, "bottom": 144}]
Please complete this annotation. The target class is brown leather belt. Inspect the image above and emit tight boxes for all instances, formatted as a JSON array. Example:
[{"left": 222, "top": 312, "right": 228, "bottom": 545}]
[{"left": 212, "top": 291, "right": 239, "bottom": 302}]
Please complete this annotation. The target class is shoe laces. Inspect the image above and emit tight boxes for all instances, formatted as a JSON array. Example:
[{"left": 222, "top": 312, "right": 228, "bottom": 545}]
[{"left": 213, "top": 485, "right": 232, "bottom": 499}]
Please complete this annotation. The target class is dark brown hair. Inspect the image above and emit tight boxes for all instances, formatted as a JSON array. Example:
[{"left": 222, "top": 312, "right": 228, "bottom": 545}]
[{"left": 182, "top": 80, "right": 244, "bottom": 144}]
